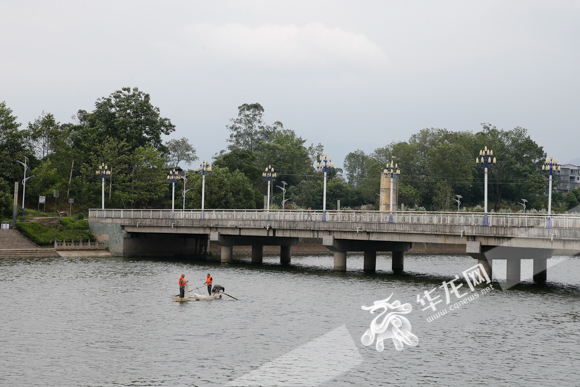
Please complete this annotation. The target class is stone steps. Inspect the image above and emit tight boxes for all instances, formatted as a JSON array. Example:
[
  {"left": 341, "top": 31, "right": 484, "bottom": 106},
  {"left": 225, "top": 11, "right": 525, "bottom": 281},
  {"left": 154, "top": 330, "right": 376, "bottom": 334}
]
[
  {"left": 0, "top": 230, "right": 59, "bottom": 258},
  {"left": 0, "top": 230, "right": 39, "bottom": 249},
  {"left": 0, "top": 249, "right": 59, "bottom": 258}
]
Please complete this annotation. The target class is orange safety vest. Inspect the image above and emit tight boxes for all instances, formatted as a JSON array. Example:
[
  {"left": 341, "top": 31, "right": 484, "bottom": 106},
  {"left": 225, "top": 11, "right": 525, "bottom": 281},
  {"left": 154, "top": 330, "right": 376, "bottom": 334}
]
[
  {"left": 179, "top": 277, "right": 186, "bottom": 286},
  {"left": 205, "top": 276, "right": 212, "bottom": 286}
]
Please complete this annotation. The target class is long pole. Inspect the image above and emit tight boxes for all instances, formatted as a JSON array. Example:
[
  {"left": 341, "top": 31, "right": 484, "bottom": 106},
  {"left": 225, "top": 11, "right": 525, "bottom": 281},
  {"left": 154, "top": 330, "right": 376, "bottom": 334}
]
[
  {"left": 323, "top": 169, "right": 327, "bottom": 217},
  {"left": 389, "top": 175, "right": 393, "bottom": 212},
  {"left": 267, "top": 177, "right": 271, "bottom": 213},
  {"left": 548, "top": 172, "right": 552, "bottom": 215},
  {"left": 13, "top": 182, "right": 18, "bottom": 228},
  {"left": 484, "top": 166, "right": 488, "bottom": 214},
  {"left": 21, "top": 161, "right": 27, "bottom": 217},
  {"left": 172, "top": 180, "right": 175, "bottom": 214},
  {"left": 201, "top": 172, "right": 206, "bottom": 219},
  {"left": 102, "top": 175, "right": 105, "bottom": 210}
]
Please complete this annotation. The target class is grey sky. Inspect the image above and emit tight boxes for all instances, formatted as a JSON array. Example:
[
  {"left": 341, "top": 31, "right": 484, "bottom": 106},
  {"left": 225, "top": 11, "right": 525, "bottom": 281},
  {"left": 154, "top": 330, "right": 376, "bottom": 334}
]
[{"left": 2, "top": 0, "right": 579, "bottom": 167}]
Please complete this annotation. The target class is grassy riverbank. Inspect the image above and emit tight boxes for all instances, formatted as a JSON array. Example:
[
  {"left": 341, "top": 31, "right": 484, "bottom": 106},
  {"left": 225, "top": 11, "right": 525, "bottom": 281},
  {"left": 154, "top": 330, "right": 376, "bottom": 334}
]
[{"left": 15, "top": 216, "right": 96, "bottom": 247}]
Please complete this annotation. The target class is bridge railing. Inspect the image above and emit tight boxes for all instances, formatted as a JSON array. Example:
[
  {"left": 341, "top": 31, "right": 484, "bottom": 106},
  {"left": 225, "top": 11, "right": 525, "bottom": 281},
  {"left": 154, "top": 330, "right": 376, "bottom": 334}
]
[{"left": 89, "top": 209, "right": 580, "bottom": 228}]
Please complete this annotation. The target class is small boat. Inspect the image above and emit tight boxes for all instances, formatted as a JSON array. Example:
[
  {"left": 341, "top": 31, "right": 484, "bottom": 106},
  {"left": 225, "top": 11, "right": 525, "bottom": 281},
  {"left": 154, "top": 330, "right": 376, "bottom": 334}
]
[{"left": 171, "top": 283, "right": 223, "bottom": 302}]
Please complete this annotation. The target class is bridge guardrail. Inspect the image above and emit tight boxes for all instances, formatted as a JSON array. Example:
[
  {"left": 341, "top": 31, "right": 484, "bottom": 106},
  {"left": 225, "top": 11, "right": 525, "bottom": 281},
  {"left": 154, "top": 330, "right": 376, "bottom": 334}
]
[{"left": 88, "top": 209, "right": 580, "bottom": 229}]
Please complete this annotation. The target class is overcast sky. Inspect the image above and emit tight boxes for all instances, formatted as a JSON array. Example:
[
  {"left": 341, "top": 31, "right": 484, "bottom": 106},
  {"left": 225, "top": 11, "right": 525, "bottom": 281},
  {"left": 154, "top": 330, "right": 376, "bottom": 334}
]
[{"left": 2, "top": 0, "right": 579, "bottom": 167}]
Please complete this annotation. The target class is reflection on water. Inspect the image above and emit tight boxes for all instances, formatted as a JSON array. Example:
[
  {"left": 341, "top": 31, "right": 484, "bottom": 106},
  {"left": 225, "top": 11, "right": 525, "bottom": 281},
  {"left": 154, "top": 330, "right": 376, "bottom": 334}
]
[{"left": 0, "top": 254, "right": 579, "bottom": 386}]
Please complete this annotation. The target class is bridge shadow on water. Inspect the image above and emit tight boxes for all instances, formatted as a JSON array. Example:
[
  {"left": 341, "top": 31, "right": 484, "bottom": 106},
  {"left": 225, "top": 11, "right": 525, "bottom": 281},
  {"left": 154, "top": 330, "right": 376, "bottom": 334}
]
[{"left": 115, "top": 254, "right": 580, "bottom": 296}]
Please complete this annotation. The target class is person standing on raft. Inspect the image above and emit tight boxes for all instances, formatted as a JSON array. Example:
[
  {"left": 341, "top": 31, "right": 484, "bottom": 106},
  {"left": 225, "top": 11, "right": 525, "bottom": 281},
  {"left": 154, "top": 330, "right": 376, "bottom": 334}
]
[
  {"left": 205, "top": 274, "right": 212, "bottom": 295},
  {"left": 179, "top": 274, "right": 188, "bottom": 298}
]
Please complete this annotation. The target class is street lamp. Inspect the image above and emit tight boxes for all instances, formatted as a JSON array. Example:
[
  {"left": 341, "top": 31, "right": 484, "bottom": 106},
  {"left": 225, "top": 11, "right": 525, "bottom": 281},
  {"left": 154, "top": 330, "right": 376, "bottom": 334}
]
[
  {"left": 181, "top": 171, "right": 194, "bottom": 210},
  {"left": 195, "top": 160, "right": 211, "bottom": 219},
  {"left": 276, "top": 181, "right": 288, "bottom": 212},
  {"left": 16, "top": 157, "right": 35, "bottom": 217},
  {"left": 167, "top": 168, "right": 181, "bottom": 219},
  {"left": 95, "top": 163, "right": 111, "bottom": 217},
  {"left": 316, "top": 154, "right": 334, "bottom": 222},
  {"left": 262, "top": 165, "right": 276, "bottom": 220},
  {"left": 452, "top": 195, "right": 463, "bottom": 212},
  {"left": 476, "top": 146, "right": 496, "bottom": 226},
  {"left": 382, "top": 160, "right": 400, "bottom": 223},
  {"left": 542, "top": 156, "right": 560, "bottom": 228},
  {"left": 518, "top": 199, "right": 527, "bottom": 214}
]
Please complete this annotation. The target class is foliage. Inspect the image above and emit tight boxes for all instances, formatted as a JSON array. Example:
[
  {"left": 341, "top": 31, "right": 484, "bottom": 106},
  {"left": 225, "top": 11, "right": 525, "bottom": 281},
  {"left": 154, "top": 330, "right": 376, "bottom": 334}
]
[
  {"left": 165, "top": 137, "right": 197, "bottom": 168},
  {"left": 75, "top": 87, "right": 175, "bottom": 152},
  {"left": 225, "top": 103, "right": 280, "bottom": 152},
  {"left": 16, "top": 221, "right": 95, "bottom": 246}
]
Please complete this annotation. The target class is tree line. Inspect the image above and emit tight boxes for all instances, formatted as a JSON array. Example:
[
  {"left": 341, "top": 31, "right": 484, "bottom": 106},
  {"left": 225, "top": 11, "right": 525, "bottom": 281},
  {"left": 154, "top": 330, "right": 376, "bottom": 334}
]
[{"left": 1, "top": 87, "right": 578, "bottom": 219}]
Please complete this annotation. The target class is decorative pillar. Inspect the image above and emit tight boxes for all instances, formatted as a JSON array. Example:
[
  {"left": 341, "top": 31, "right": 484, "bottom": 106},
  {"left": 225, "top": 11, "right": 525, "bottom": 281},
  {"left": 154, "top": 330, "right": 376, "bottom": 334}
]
[
  {"left": 333, "top": 251, "right": 347, "bottom": 271},
  {"left": 280, "top": 245, "right": 291, "bottom": 265},
  {"left": 506, "top": 259, "right": 521, "bottom": 288},
  {"left": 220, "top": 246, "right": 233, "bottom": 263},
  {"left": 252, "top": 245, "right": 263, "bottom": 264},
  {"left": 363, "top": 250, "right": 376, "bottom": 273},
  {"left": 533, "top": 259, "right": 547, "bottom": 284},
  {"left": 392, "top": 251, "right": 404, "bottom": 273}
]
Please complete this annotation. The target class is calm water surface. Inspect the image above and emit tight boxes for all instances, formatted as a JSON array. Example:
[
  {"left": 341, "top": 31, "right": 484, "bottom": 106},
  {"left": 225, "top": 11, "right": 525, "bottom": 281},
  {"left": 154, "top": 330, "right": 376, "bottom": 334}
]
[{"left": 1, "top": 254, "right": 579, "bottom": 386}]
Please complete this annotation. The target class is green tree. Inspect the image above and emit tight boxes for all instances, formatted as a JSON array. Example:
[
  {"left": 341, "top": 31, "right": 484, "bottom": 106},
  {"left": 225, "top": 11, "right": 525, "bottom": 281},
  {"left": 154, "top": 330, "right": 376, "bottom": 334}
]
[
  {"left": 0, "top": 101, "right": 32, "bottom": 183},
  {"left": 188, "top": 166, "right": 258, "bottom": 209},
  {"left": 165, "top": 137, "right": 197, "bottom": 168},
  {"left": 76, "top": 87, "right": 175, "bottom": 152},
  {"left": 344, "top": 149, "right": 370, "bottom": 188},
  {"left": 226, "top": 103, "right": 281, "bottom": 152}
]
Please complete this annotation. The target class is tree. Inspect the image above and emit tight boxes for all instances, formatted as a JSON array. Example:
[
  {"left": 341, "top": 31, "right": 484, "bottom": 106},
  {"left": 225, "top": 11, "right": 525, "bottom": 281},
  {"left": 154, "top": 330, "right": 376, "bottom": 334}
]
[
  {"left": 188, "top": 166, "right": 258, "bottom": 209},
  {"left": 213, "top": 149, "right": 262, "bottom": 183},
  {"left": 344, "top": 150, "right": 370, "bottom": 188},
  {"left": 426, "top": 142, "right": 473, "bottom": 210},
  {"left": 27, "top": 112, "right": 60, "bottom": 159},
  {"left": 165, "top": 137, "right": 197, "bottom": 167},
  {"left": 225, "top": 103, "right": 281, "bottom": 152},
  {"left": 76, "top": 87, "right": 175, "bottom": 152},
  {"left": 0, "top": 101, "right": 32, "bottom": 182}
]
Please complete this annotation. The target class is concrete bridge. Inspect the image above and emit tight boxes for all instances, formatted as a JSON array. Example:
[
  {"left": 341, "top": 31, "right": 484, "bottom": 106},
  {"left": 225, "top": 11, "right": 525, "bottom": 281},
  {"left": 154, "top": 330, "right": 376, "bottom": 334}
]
[{"left": 88, "top": 209, "right": 580, "bottom": 286}]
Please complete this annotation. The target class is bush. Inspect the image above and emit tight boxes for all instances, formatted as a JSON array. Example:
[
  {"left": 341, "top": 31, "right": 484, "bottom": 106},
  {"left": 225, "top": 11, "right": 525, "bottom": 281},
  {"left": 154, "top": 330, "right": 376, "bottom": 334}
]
[
  {"left": 16, "top": 220, "right": 95, "bottom": 246},
  {"left": 59, "top": 217, "right": 89, "bottom": 230},
  {"left": 77, "top": 213, "right": 85, "bottom": 220}
]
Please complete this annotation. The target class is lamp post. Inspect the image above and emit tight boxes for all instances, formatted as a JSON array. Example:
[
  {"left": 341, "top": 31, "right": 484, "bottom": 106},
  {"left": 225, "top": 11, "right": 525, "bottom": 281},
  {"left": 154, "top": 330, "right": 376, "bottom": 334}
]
[
  {"left": 518, "top": 199, "right": 527, "bottom": 214},
  {"left": 167, "top": 168, "right": 181, "bottom": 219},
  {"left": 262, "top": 165, "right": 276, "bottom": 220},
  {"left": 181, "top": 172, "right": 194, "bottom": 210},
  {"left": 276, "top": 181, "right": 288, "bottom": 212},
  {"left": 195, "top": 160, "right": 211, "bottom": 219},
  {"left": 542, "top": 156, "right": 560, "bottom": 228},
  {"left": 95, "top": 163, "right": 111, "bottom": 217},
  {"left": 452, "top": 195, "right": 463, "bottom": 212},
  {"left": 316, "top": 154, "right": 334, "bottom": 222},
  {"left": 382, "top": 160, "right": 400, "bottom": 223},
  {"left": 16, "top": 157, "right": 35, "bottom": 217},
  {"left": 476, "top": 146, "right": 496, "bottom": 226}
]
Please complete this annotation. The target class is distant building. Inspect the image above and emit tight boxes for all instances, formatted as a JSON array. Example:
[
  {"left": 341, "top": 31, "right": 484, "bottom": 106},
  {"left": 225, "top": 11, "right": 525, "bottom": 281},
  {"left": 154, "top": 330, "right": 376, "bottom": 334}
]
[{"left": 557, "top": 164, "right": 580, "bottom": 194}]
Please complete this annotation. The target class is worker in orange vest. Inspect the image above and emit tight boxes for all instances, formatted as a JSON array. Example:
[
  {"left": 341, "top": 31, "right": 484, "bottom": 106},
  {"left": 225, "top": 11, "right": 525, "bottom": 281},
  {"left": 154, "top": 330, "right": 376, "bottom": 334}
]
[
  {"left": 205, "top": 273, "right": 212, "bottom": 295},
  {"left": 178, "top": 274, "right": 188, "bottom": 298}
]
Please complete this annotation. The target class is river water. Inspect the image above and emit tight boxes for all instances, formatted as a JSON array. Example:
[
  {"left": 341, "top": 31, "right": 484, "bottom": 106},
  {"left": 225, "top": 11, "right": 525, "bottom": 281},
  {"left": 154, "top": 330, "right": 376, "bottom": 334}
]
[{"left": 1, "top": 253, "right": 579, "bottom": 387}]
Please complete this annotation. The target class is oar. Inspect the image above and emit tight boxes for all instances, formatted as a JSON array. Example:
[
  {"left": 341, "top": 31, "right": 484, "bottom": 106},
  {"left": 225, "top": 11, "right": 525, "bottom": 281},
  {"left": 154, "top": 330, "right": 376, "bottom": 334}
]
[{"left": 221, "top": 292, "right": 238, "bottom": 300}]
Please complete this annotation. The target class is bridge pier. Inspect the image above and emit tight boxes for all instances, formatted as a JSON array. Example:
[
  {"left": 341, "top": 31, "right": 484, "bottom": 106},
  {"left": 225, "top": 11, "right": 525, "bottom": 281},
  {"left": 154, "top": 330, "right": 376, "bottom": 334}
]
[
  {"left": 392, "top": 251, "right": 404, "bottom": 273},
  {"left": 280, "top": 245, "right": 291, "bottom": 265},
  {"left": 334, "top": 251, "right": 347, "bottom": 271},
  {"left": 533, "top": 259, "right": 547, "bottom": 284},
  {"left": 221, "top": 246, "right": 233, "bottom": 263},
  {"left": 252, "top": 245, "right": 263, "bottom": 264},
  {"left": 364, "top": 251, "right": 376, "bottom": 272},
  {"left": 506, "top": 259, "right": 521, "bottom": 288}
]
